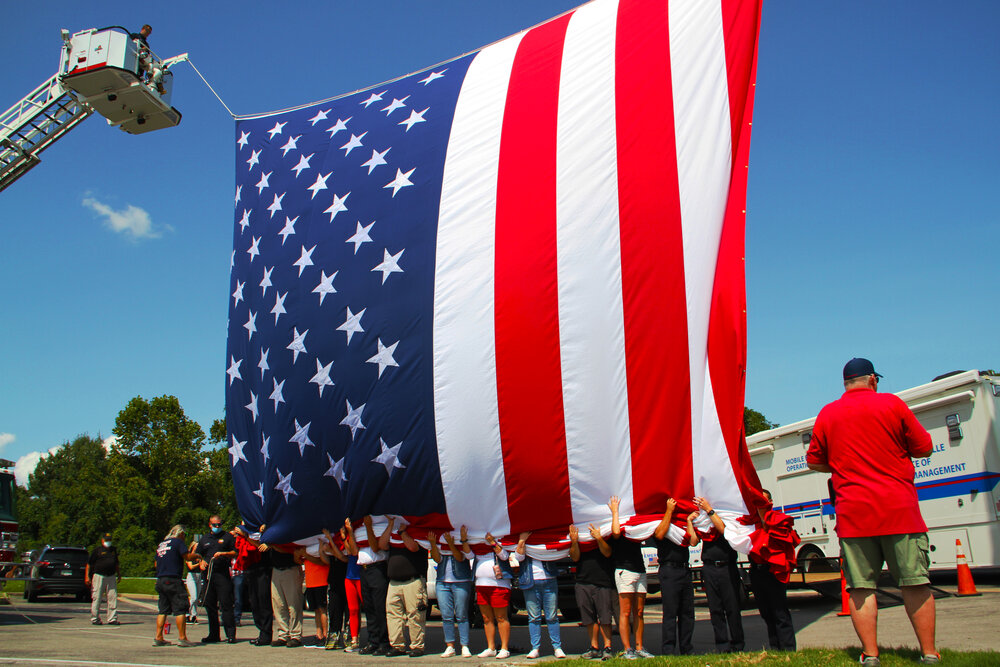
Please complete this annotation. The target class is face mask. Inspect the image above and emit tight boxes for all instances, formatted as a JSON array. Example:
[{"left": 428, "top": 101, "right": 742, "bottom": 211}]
[
  {"left": 103, "top": 541, "right": 112, "bottom": 548},
  {"left": 211, "top": 526, "right": 222, "bottom": 535}
]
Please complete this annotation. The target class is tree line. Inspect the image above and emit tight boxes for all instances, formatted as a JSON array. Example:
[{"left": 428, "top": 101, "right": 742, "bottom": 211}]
[
  {"left": 15, "top": 395, "right": 236, "bottom": 576},
  {"left": 15, "top": 396, "right": 778, "bottom": 576}
]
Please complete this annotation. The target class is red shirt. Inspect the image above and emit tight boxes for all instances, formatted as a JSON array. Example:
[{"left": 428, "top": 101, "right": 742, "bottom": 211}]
[{"left": 807, "top": 386, "right": 932, "bottom": 538}]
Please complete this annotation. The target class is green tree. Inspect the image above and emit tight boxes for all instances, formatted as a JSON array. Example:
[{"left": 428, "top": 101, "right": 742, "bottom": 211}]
[
  {"left": 744, "top": 407, "right": 777, "bottom": 436},
  {"left": 16, "top": 435, "right": 113, "bottom": 552}
]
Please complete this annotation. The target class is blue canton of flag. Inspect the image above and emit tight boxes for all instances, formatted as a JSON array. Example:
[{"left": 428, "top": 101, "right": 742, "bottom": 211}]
[{"left": 227, "top": 57, "right": 474, "bottom": 543}]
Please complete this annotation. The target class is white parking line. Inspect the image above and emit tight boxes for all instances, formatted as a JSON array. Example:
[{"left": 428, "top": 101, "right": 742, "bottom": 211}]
[{"left": 0, "top": 659, "right": 190, "bottom": 667}]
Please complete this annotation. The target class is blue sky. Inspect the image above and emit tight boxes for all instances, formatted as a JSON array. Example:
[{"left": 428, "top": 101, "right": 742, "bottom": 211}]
[{"left": 1, "top": 1, "right": 997, "bottom": 485}]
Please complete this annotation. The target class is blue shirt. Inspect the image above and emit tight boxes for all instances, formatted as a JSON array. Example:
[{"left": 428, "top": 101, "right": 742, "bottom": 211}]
[{"left": 155, "top": 537, "right": 188, "bottom": 578}]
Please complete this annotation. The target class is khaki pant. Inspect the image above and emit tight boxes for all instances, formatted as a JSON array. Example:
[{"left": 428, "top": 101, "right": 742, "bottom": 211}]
[
  {"left": 270, "top": 567, "right": 303, "bottom": 641},
  {"left": 90, "top": 573, "right": 118, "bottom": 622},
  {"left": 387, "top": 577, "right": 427, "bottom": 650}
]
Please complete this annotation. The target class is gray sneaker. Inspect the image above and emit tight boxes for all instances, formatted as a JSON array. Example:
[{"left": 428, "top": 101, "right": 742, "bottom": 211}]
[
  {"left": 919, "top": 655, "right": 941, "bottom": 665},
  {"left": 635, "top": 648, "right": 654, "bottom": 658},
  {"left": 859, "top": 654, "right": 880, "bottom": 667},
  {"left": 151, "top": 639, "right": 171, "bottom": 647},
  {"left": 623, "top": 649, "right": 638, "bottom": 660},
  {"left": 601, "top": 647, "right": 613, "bottom": 661}
]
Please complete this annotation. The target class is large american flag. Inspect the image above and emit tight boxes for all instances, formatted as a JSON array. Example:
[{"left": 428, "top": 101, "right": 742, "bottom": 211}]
[{"left": 227, "top": 0, "right": 764, "bottom": 549}]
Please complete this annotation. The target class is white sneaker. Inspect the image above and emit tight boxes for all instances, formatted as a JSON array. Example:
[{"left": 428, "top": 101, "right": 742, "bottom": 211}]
[
  {"left": 461, "top": 646, "right": 473, "bottom": 658},
  {"left": 441, "top": 646, "right": 457, "bottom": 658},
  {"left": 495, "top": 649, "right": 511, "bottom": 659},
  {"left": 553, "top": 648, "right": 567, "bottom": 659},
  {"left": 478, "top": 648, "right": 497, "bottom": 658},
  {"left": 527, "top": 648, "right": 540, "bottom": 659}
]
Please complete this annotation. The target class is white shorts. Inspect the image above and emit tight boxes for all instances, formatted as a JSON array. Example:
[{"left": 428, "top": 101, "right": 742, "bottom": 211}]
[{"left": 614, "top": 568, "right": 647, "bottom": 594}]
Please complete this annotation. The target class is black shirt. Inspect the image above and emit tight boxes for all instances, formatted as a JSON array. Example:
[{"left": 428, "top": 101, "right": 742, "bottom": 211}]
[
  {"left": 195, "top": 532, "right": 236, "bottom": 576},
  {"left": 575, "top": 547, "right": 614, "bottom": 587},
  {"left": 271, "top": 548, "right": 297, "bottom": 570},
  {"left": 701, "top": 535, "right": 736, "bottom": 563},
  {"left": 653, "top": 537, "right": 689, "bottom": 565},
  {"left": 88, "top": 545, "right": 119, "bottom": 576},
  {"left": 155, "top": 538, "right": 188, "bottom": 578},
  {"left": 611, "top": 536, "right": 645, "bottom": 573},
  {"left": 387, "top": 545, "right": 428, "bottom": 582}
]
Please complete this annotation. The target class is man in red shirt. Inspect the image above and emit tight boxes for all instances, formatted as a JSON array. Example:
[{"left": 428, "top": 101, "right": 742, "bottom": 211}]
[{"left": 807, "top": 358, "right": 938, "bottom": 666}]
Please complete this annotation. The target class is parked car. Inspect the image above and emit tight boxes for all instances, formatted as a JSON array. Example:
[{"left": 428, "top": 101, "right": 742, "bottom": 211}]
[{"left": 23, "top": 545, "right": 90, "bottom": 602}]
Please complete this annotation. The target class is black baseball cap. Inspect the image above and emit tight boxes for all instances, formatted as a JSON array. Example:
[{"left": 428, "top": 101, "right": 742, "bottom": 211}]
[{"left": 843, "top": 357, "right": 883, "bottom": 381}]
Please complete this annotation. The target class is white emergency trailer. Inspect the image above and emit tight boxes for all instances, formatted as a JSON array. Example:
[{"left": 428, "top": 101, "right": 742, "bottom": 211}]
[{"left": 748, "top": 370, "right": 1000, "bottom": 572}]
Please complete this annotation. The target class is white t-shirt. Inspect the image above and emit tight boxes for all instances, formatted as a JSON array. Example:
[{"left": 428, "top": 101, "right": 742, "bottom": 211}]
[
  {"left": 473, "top": 550, "right": 511, "bottom": 589},
  {"left": 530, "top": 558, "right": 551, "bottom": 581},
  {"left": 356, "top": 545, "right": 386, "bottom": 566}
]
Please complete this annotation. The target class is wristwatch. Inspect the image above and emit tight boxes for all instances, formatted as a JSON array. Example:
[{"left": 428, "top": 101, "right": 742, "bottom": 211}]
[{"left": 706, "top": 510, "right": 715, "bottom": 516}]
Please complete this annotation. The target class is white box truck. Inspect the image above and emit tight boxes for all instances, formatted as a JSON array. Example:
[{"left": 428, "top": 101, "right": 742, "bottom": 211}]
[{"left": 747, "top": 370, "right": 1000, "bottom": 572}]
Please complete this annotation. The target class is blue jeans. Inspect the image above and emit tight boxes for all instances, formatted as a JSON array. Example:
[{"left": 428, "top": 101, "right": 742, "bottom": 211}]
[
  {"left": 523, "top": 578, "right": 561, "bottom": 650},
  {"left": 232, "top": 573, "right": 244, "bottom": 623},
  {"left": 437, "top": 580, "right": 471, "bottom": 647}
]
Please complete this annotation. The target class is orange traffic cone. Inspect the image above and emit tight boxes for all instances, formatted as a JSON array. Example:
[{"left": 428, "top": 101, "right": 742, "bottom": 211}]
[
  {"left": 837, "top": 558, "right": 851, "bottom": 616},
  {"left": 955, "top": 538, "right": 981, "bottom": 596}
]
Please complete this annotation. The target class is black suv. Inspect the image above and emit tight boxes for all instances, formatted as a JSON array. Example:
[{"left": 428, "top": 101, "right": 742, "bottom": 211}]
[{"left": 23, "top": 546, "right": 90, "bottom": 602}]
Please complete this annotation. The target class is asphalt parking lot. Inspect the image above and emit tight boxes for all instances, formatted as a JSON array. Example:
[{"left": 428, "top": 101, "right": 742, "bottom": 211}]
[{"left": 1, "top": 582, "right": 998, "bottom": 665}]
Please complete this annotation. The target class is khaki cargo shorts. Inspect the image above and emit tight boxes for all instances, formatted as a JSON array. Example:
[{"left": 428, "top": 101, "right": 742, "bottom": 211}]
[{"left": 840, "top": 533, "right": 930, "bottom": 589}]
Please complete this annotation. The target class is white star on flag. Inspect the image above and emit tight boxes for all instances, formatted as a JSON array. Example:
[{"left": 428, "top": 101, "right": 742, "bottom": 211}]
[
  {"left": 324, "top": 454, "right": 347, "bottom": 488},
  {"left": 337, "top": 306, "right": 365, "bottom": 343},
  {"left": 372, "top": 438, "right": 406, "bottom": 476},
  {"left": 269, "top": 378, "right": 285, "bottom": 411},
  {"left": 307, "top": 172, "right": 331, "bottom": 199},
  {"left": 237, "top": 130, "right": 250, "bottom": 148},
  {"left": 366, "top": 338, "right": 399, "bottom": 378},
  {"left": 253, "top": 483, "right": 264, "bottom": 503},
  {"left": 247, "top": 235, "right": 261, "bottom": 262},
  {"left": 227, "top": 356, "right": 242, "bottom": 386},
  {"left": 272, "top": 291, "right": 287, "bottom": 324},
  {"left": 261, "top": 434, "right": 271, "bottom": 463},
  {"left": 278, "top": 216, "right": 298, "bottom": 245},
  {"left": 326, "top": 117, "right": 351, "bottom": 137},
  {"left": 324, "top": 192, "right": 350, "bottom": 222},
  {"left": 382, "top": 96, "right": 409, "bottom": 115},
  {"left": 289, "top": 419, "right": 315, "bottom": 456},
  {"left": 234, "top": 185, "right": 241, "bottom": 206},
  {"left": 232, "top": 280, "right": 244, "bottom": 306},
  {"left": 267, "top": 121, "right": 286, "bottom": 138},
  {"left": 418, "top": 69, "right": 446, "bottom": 85},
  {"left": 238, "top": 209, "right": 250, "bottom": 234},
  {"left": 313, "top": 270, "right": 338, "bottom": 304},
  {"left": 310, "top": 358, "right": 335, "bottom": 397},
  {"left": 245, "top": 390, "right": 258, "bottom": 423},
  {"left": 267, "top": 192, "right": 285, "bottom": 218},
  {"left": 307, "top": 109, "right": 329, "bottom": 126},
  {"left": 258, "top": 348, "right": 269, "bottom": 379},
  {"left": 346, "top": 221, "right": 374, "bottom": 254},
  {"left": 274, "top": 469, "right": 297, "bottom": 501},
  {"left": 244, "top": 310, "right": 257, "bottom": 340},
  {"left": 260, "top": 266, "right": 273, "bottom": 296},
  {"left": 246, "top": 149, "right": 260, "bottom": 170},
  {"left": 360, "top": 91, "right": 384, "bottom": 108},
  {"left": 280, "top": 135, "right": 301, "bottom": 156},
  {"left": 229, "top": 435, "right": 248, "bottom": 464},
  {"left": 383, "top": 167, "right": 415, "bottom": 197},
  {"left": 340, "top": 400, "right": 366, "bottom": 440},
  {"left": 292, "top": 153, "right": 313, "bottom": 177},
  {"left": 341, "top": 132, "right": 367, "bottom": 156},
  {"left": 255, "top": 170, "right": 271, "bottom": 194},
  {"left": 372, "top": 248, "right": 404, "bottom": 283},
  {"left": 294, "top": 245, "right": 316, "bottom": 276},
  {"left": 398, "top": 108, "right": 428, "bottom": 131},
  {"left": 287, "top": 328, "right": 308, "bottom": 363},
  {"left": 361, "top": 148, "right": 390, "bottom": 174}
]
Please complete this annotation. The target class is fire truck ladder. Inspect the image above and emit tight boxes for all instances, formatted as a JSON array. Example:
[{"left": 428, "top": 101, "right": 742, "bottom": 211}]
[{"left": 0, "top": 74, "right": 92, "bottom": 193}]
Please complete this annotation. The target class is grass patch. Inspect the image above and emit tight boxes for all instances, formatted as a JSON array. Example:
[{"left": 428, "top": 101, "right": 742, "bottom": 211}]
[
  {"left": 1, "top": 578, "right": 156, "bottom": 596},
  {"left": 561, "top": 648, "right": 1000, "bottom": 665},
  {"left": 2, "top": 580, "right": 24, "bottom": 593}
]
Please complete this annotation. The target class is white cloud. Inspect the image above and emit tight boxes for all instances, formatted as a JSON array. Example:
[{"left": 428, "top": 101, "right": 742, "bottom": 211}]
[
  {"left": 0, "top": 432, "right": 13, "bottom": 455},
  {"left": 102, "top": 435, "right": 117, "bottom": 452},
  {"left": 13, "top": 446, "right": 62, "bottom": 487},
  {"left": 82, "top": 196, "right": 169, "bottom": 240}
]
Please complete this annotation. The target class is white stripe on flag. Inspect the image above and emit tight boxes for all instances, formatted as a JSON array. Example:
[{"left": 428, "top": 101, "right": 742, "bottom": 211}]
[
  {"left": 555, "top": 0, "right": 633, "bottom": 525},
  {"left": 669, "top": 0, "right": 744, "bottom": 512},
  {"left": 433, "top": 34, "right": 524, "bottom": 538}
]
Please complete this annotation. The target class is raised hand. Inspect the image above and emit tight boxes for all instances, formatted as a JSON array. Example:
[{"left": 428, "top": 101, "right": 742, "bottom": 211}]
[
  {"left": 588, "top": 523, "right": 602, "bottom": 540},
  {"left": 608, "top": 496, "right": 621, "bottom": 512},
  {"left": 666, "top": 497, "right": 677, "bottom": 512},
  {"left": 568, "top": 524, "right": 579, "bottom": 541}
]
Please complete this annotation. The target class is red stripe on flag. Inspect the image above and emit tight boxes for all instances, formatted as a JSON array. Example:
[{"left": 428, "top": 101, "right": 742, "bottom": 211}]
[
  {"left": 494, "top": 14, "right": 574, "bottom": 534},
  {"left": 711, "top": 0, "right": 764, "bottom": 512},
  {"left": 615, "top": 0, "right": 693, "bottom": 515}
]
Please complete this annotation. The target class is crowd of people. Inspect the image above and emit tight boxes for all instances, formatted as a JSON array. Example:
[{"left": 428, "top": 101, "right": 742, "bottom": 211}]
[{"left": 103, "top": 356, "right": 937, "bottom": 663}]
